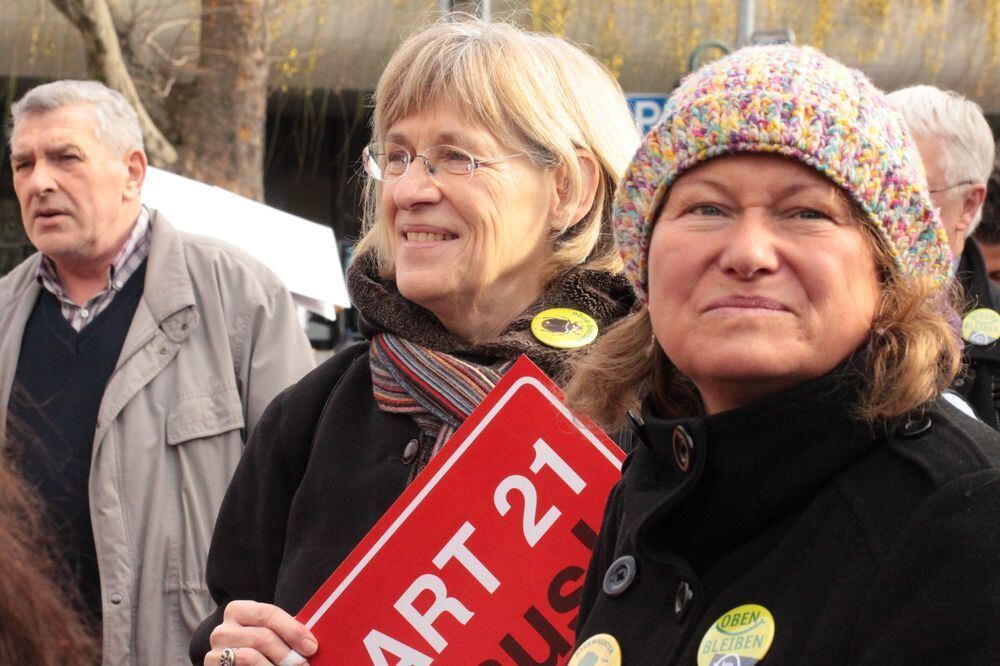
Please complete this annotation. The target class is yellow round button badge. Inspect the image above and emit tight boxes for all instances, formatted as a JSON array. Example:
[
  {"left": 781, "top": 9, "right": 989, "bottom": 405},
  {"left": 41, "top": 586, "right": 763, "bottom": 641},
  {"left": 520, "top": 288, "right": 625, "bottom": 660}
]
[
  {"left": 530, "top": 308, "right": 598, "bottom": 349},
  {"left": 697, "top": 604, "right": 775, "bottom": 666},
  {"left": 568, "top": 633, "right": 621, "bottom": 666},
  {"left": 962, "top": 308, "right": 1000, "bottom": 346}
]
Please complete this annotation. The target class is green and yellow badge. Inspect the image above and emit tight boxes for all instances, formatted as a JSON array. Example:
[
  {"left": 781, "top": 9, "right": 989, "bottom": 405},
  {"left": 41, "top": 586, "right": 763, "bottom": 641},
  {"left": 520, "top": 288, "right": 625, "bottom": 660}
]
[
  {"left": 962, "top": 308, "right": 1000, "bottom": 346},
  {"left": 697, "top": 604, "right": 775, "bottom": 666},
  {"left": 530, "top": 308, "right": 598, "bottom": 349},
  {"left": 568, "top": 633, "right": 621, "bottom": 666}
]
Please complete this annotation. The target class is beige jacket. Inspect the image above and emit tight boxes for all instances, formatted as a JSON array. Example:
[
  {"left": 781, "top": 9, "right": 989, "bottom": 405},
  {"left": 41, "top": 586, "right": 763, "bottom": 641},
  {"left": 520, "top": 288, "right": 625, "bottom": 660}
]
[{"left": 0, "top": 210, "right": 315, "bottom": 665}]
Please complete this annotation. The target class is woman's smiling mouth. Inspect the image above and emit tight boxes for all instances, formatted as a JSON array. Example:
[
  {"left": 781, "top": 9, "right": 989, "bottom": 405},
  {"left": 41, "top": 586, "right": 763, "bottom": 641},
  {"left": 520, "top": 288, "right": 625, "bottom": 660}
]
[{"left": 405, "top": 231, "right": 455, "bottom": 242}]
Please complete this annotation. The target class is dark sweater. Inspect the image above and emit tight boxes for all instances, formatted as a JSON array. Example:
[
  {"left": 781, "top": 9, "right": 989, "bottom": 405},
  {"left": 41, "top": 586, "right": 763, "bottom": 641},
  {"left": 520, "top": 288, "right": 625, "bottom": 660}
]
[{"left": 9, "top": 261, "right": 146, "bottom": 624}]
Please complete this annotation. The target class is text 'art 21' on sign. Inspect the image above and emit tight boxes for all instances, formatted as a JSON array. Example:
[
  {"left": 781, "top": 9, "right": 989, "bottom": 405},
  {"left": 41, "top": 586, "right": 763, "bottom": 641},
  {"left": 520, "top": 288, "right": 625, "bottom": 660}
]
[{"left": 295, "top": 355, "right": 625, "bottom": 665}]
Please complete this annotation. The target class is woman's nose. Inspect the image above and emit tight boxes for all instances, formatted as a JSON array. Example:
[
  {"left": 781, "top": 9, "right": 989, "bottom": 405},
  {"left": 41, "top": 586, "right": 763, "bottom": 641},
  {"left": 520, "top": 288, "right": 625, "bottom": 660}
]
[
  {"left": 717, "top": 213, "right": 781, "bottom": 279},
  {"left": 389, "top": 157, "right": 442, "bottom": 210}
]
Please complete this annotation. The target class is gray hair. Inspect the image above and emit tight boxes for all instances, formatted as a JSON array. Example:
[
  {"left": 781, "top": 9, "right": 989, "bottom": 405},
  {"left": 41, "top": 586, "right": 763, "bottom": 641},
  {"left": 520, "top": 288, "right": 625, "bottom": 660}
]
[
  {"left": 9, "top": 80, "right": 144, "bottom": 156},
  {"left": 887, "top": 85, "right": 996, "bottom": 232}
]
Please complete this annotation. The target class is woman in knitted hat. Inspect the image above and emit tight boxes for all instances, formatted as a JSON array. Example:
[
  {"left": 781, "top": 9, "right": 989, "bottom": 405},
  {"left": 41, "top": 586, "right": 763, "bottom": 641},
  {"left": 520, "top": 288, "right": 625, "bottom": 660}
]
[
  {"left": 190, "top": 16, "right": 639, "bottom": 666},
  {"left": 566, "top": 45, "right": 1000, "bottom": 664}
]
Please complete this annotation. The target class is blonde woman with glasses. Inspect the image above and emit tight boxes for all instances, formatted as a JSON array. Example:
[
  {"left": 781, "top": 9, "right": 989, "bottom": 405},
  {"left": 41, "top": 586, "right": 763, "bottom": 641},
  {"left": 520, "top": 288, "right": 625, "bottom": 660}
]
[{"left": 190, "top": 15, "right": 639, "bottom": 666}]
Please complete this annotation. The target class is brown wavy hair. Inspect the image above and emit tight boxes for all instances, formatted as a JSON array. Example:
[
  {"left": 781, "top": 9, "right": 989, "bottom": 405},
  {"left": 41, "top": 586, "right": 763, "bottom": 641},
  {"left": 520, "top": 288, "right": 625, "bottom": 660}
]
[
  {"left": 567, "top": 209, "right": 962, "bottom": 430},
  {"left": 1, "top": 418, "right": 100, "bottom": 665}
]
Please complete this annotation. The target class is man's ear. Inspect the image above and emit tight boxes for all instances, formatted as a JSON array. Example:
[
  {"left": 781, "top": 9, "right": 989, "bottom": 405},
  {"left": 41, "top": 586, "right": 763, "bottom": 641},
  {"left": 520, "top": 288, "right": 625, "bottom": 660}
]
[
  {"left": 958, "top": 182, "right": 988, "bottom": 234},
  {"left": 550, "top": 149, "right": 600, "bottom": 232},
  {"left": 123, "top": 148, "right": 147, "bottom": 201}
]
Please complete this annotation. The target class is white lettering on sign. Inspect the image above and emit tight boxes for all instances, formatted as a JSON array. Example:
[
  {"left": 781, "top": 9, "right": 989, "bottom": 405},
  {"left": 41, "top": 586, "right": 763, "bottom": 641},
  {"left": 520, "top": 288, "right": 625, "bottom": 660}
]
[
  {"left": 530, "top": 438, "right": 586, "bottom": 494},
  {"left": 494, "top": 475, "right": 560, "bottom": 547},
  {"left": 363, "top": 629, "right": 434, "bottom": 665},
  {"left": 433, "top": 522, "right": 500, "bottom": 593},
  {"left": 368, "top": 436, "right": 589, "bottom": 662},
  {"left": 495, "top": 438, "right": 586, "bottom": 546},
  {"left": 633, "top": 100, "right": 663, "bottom": 130},
  {"left": 394, "top": 574, "right": 473, "bottom": 653}
]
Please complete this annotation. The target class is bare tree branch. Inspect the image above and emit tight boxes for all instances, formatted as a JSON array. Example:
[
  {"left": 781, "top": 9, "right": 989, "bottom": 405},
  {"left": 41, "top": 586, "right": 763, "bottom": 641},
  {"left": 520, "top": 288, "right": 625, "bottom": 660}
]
[{"left": 49, "top": 0, "right": 179, "bottom": 165}]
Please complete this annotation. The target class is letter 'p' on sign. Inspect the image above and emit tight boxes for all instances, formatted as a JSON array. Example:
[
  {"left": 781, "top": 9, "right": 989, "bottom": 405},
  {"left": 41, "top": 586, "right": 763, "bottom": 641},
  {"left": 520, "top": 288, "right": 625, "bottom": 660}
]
[
  {"left": 295, "top": 356, "right": 625, "bottom": 665},
  {"left": 627, "top": 94, "right": 669, "bottom": 135}
]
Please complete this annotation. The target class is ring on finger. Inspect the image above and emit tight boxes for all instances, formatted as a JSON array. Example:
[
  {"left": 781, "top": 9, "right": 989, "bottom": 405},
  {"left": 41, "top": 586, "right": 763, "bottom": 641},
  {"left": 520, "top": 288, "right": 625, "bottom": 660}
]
[{"left": 220, "top": 647, "right": 238, "bottom": 666}]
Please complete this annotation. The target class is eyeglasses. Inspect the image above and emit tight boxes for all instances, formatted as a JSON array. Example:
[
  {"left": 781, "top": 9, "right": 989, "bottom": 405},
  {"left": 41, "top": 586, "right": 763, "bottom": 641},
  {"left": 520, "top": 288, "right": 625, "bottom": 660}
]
[
  {"left": 362, "top": 142, "right": 527, "bottom": 182},
  {"left": 928, "top": 180, "right": 977, "bottom": 194}
]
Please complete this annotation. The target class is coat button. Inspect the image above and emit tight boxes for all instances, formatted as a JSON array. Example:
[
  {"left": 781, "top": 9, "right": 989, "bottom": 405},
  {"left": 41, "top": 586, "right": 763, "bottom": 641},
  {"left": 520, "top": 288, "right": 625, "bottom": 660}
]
[
  {"left": 672, "top": 426, "right": 694, "bottom": 472},
  {"left": 898, "top": 416, "right": 932, "bottom": 438},
  {"left": 602, "top": 555, "right": 637, "bottom": 597},
  {"left": 110, "top": 592, "right": 123, "bottom": 605},
  {"left": 674, "top": 580, "right": 694, "bottom": 622},
  {"left": 402, "top": 438, "right": 419, "bottom": 464}
]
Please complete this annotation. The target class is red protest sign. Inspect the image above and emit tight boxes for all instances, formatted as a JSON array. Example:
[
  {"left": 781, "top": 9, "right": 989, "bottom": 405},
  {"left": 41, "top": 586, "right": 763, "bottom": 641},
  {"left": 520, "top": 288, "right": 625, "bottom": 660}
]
[{"left": 295, "top": 355, "right": 624, "bottom": 665}]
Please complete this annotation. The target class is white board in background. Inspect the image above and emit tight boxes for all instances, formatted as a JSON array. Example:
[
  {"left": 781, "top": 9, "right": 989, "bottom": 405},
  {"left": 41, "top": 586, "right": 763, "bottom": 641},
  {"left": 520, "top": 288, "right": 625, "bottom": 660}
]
[{"left": 142, "top": 167, "right": 350, "bottom": 320}]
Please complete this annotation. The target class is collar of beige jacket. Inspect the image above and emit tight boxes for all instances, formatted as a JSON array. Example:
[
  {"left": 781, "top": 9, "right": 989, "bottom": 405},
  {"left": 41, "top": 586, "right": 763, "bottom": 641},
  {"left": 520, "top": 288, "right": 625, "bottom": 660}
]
[{"left": 142, "top": 209, "right": 197, "bottom": 327}]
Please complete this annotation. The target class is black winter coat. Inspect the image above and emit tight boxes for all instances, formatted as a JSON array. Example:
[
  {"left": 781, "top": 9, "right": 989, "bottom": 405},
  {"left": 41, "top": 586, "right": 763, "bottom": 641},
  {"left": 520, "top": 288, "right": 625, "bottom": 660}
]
[
  {"left": 189, "top": 343, "right": 422, "bottom": 662},
  {"left": 954, "top": 238, "right": 1000, "bottom": 429},
  {"left": 188, "top": 261, "right": 635, "bottom": 664},
  {"left": 575, "top": 371, "right": 1000, "bottom": 665}
]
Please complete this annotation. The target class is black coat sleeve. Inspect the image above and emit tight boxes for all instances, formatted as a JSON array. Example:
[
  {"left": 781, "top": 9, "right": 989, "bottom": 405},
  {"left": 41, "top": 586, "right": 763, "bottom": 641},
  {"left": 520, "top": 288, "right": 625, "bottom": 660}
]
[
  {"left": 850, "top": 469, "right": 1000, "bottom": 664},
  {"left": 189, "top": 344, "right": 369, "bottom": 665}
]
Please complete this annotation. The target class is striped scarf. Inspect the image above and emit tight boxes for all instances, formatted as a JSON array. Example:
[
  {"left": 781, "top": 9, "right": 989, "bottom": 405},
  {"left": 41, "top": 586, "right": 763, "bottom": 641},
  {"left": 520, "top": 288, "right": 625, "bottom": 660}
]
[{"left": 370, "top": 332, "right": 514, "bottom": 472}]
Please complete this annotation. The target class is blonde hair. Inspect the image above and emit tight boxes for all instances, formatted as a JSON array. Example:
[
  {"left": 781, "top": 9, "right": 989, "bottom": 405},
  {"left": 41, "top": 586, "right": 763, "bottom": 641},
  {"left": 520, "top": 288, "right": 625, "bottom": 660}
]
[
  {"left": 567, "top": 214, "right": 962, "bottom": 430},
  {"left": 355, "top": 15, "right": 640, "bottom": 283}
]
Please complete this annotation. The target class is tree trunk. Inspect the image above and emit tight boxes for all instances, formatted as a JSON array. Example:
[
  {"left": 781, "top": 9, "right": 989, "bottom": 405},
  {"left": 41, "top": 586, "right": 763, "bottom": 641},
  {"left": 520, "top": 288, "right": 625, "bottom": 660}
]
[
  {"left": 49, "top": 0, "right": 269, "bottom": 201},
  {"left": 49, "top": 0, "right": 179, "bottom": 166},
  {"left": 171, "top": 0, "right": 269, "bottom": 201}
]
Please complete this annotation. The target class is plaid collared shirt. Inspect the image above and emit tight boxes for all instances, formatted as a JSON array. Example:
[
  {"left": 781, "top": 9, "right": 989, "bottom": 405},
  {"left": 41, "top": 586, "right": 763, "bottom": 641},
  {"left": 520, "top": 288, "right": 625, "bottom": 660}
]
[{"left": 37, "top": 207, "right": 152, "bottom": 332}]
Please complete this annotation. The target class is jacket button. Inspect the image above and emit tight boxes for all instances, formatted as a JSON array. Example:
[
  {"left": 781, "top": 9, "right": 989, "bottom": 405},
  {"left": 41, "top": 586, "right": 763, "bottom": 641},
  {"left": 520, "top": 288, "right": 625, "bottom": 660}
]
[
  {"left": 898, "top": 416, "right": 932, "bottom": 438},
  {"left": 110, "top": 592, "right": 123, "bottom": 605},
  {"left": 672, "top": 426, "right": 694, "bottom": 472},
  {"left": 602, "top": 555, "right": 636, "bottom": 597},
  {"left": 402, "top": 439, "right": 419, "bottom": 464},
  {"left": 674, "top": 581, "right": 694, "bottom": 622}
]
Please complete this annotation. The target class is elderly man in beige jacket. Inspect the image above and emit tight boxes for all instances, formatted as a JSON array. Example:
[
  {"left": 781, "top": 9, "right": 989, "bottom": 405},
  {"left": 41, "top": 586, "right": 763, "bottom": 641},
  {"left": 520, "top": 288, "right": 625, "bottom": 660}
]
[{"left": 0, "top": 80, "right": 315, "bottom": 665}]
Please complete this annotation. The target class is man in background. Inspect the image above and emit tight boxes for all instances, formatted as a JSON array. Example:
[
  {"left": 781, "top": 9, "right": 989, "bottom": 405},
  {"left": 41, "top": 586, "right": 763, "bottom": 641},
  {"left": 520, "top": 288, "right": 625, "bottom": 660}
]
[
  {"left": 889, "top": 85, "right": 998, "bottom": 427},
  {"left": 0, "top": 80, "right": 315, "bottom": 664},
  {"left": 973, "top": 159, "right": 1000, "bottom": 286}
]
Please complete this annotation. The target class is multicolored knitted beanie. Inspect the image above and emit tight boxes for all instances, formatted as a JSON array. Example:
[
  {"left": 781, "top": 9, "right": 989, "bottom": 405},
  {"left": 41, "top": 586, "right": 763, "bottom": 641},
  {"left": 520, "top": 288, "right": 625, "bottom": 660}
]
[{"left": 614, "top": 44, "right": 951, "bottom": 304}]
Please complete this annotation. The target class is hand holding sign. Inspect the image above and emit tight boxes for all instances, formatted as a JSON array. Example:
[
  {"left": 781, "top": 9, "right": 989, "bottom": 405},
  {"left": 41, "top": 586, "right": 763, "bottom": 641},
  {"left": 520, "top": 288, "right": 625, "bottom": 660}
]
[
  {"left": 206, "top": 601, "right": 315, "bottom": 666},
  {"left": 295, "top": 356, "right": 624, "bottom": 665}
]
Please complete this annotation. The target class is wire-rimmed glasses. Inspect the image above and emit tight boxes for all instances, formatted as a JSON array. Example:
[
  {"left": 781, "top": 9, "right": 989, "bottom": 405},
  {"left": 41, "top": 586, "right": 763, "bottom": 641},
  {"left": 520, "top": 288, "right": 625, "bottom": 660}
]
[
  {"left": 928, "top": 179, "right": 977, "bottom": 194},
  {"left": 362, "top": 142, "right": 526, "bottom": 182}
]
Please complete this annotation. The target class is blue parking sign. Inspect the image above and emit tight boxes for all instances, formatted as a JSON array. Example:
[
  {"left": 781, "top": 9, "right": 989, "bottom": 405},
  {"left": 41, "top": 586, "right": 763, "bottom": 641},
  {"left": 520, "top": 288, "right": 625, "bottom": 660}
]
[{"left": 627, "top": 94, "right": 669, "bottom": 135}]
